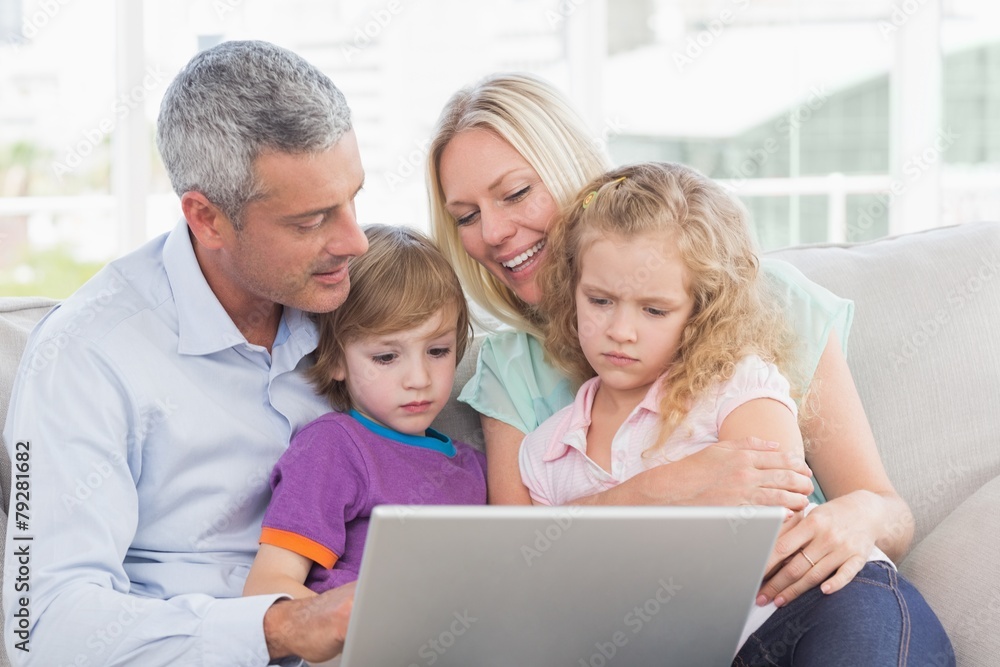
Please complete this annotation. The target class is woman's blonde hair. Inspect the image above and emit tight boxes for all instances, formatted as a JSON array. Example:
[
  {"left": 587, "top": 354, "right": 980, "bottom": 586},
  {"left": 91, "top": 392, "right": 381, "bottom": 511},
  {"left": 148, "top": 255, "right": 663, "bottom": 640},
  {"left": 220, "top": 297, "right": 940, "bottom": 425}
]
[
  {"left": 427, "top": 73, "right": 611, "bottom": 337},
  {"left": 540, "top": 162, "right": 804, "bottom": 452},
  {"left": 309, "top": 224, "right": 472, "bottom": 412}
]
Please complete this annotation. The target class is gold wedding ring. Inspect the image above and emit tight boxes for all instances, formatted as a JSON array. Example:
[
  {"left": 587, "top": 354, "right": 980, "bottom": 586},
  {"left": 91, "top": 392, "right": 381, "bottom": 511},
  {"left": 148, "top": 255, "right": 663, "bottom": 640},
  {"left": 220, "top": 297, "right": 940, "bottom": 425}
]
[{"left": 801, "top": 550, "right": 817, "bottom": 567}]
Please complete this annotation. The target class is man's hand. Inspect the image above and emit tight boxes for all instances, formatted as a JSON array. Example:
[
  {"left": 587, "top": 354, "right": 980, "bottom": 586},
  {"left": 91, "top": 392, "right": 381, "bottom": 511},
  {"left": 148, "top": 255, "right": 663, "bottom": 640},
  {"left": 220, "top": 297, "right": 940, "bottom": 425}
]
[{"left": 264, "top": 581, "right": 356, "bottom": 663}]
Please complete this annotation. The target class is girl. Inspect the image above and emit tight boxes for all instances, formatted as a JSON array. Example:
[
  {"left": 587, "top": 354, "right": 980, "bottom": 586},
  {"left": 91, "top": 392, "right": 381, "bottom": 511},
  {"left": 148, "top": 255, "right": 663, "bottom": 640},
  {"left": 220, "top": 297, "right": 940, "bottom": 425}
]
[
  {"left": 520, "top": 162, "right": 951, "bottom": 665},
  {"left": 243, "top": 225, "right": 487, "bottom": 599}
]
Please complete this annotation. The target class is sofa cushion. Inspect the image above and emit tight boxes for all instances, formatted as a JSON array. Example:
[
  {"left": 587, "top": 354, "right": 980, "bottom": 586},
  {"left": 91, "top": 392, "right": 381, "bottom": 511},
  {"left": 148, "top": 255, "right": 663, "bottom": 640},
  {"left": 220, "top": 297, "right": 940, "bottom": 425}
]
[
  {"left": 0, "top": 297, "right": 57, "bottom": 509},
  {"left": 769, "top": 222, "right": 1000, "bottom": 545},
  {"left": 899, "top": 473, "right": 1000, "bottom": 667},
  {"left": 430, "top": 337, "right": 485, "bottom": 451}
]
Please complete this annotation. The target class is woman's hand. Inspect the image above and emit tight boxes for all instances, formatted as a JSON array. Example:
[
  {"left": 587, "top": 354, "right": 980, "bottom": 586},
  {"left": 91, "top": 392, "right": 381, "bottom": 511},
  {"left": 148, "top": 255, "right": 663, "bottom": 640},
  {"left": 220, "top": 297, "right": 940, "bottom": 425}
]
[
  {"left": 756, "top": 490, "right": 895, "bottom": 607},
  {"left": 571, "top": 436, "right": 814, "bottom": 508}
]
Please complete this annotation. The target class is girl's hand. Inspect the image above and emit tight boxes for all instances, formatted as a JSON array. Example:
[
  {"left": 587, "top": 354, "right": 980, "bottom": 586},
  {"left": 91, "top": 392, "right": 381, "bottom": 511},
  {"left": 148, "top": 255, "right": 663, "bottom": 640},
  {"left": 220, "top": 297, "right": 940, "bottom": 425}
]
[
  {"left": 757, "top": 491, "right": 880, "bottom": 607},
  {"left": 636, "top": 436, "right": 814, "bottom": 510}
]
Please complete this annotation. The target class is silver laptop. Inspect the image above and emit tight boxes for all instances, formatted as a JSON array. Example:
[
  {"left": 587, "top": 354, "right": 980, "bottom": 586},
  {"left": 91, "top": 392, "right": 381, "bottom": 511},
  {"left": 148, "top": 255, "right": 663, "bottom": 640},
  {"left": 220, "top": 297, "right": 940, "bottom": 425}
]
[{"left": 339, "top": 505, "right": 783, "bottom": 667}]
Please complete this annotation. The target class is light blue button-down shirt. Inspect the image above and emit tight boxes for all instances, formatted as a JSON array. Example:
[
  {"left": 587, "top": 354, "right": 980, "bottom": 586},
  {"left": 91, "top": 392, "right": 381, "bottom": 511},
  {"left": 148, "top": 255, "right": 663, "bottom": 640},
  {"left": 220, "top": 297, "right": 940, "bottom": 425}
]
[{"left": 3, "top": 221, "right": 331, "bottom": 666}]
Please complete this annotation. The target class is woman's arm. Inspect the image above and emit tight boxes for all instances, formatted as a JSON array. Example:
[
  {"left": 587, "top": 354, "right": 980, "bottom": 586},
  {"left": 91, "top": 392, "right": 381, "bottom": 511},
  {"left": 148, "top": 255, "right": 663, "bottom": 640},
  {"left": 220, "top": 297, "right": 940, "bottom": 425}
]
[
  {"left": 482, "top": 414, "right": 813, "bottom": 508},
  {"left": 243, "top": 544, "right": 318, "bottom": 599},
  {"left": 482, "top": 415, "right": 533, "bottom": 505},
  {"left": 756, "top": 332, "right": 914, "bottom": 607}
]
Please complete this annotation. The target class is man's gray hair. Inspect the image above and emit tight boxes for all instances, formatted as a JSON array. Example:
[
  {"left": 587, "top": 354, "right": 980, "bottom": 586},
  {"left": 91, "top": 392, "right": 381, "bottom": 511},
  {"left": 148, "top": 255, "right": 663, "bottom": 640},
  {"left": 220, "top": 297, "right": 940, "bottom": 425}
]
[{"left": 156, "top": 40, "right": 352, "bottom": 228}]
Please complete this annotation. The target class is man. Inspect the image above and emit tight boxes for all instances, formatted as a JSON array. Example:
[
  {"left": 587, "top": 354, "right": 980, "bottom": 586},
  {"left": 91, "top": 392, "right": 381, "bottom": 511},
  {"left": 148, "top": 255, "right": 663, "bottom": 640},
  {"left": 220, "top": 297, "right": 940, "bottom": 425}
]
[{"left": 3, "top": 40, "right": 366, "bottom": 665}]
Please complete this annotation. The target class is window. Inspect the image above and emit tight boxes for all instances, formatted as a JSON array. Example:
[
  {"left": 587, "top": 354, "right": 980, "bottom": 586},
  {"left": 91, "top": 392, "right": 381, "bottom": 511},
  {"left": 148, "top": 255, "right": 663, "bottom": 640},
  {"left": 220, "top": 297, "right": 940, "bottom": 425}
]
[{"left": 1, "top": 0, "right": 997, "bottom": 295}]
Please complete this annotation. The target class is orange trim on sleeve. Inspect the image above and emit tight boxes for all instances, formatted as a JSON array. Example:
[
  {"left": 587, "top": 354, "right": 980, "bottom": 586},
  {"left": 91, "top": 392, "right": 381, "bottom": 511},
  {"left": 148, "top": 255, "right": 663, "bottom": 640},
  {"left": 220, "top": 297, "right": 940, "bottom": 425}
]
[{"left": 259, "top": 527, "right": 338, "bottom": 569}]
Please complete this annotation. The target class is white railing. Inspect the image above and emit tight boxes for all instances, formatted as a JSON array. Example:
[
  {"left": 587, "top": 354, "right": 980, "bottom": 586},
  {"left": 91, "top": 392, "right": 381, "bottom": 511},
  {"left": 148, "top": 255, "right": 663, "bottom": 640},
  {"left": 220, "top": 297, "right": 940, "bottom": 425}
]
[{"left": 719, "top": 171, "right": 1000, "bottom": 245}]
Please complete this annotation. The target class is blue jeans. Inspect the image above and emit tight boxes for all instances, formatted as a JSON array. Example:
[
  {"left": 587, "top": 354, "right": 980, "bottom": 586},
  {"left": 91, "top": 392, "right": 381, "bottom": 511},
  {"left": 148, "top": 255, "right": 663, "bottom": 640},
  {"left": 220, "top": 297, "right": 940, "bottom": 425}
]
[{"left": 733, "top": 561, "right": 954, "bottom": 666}]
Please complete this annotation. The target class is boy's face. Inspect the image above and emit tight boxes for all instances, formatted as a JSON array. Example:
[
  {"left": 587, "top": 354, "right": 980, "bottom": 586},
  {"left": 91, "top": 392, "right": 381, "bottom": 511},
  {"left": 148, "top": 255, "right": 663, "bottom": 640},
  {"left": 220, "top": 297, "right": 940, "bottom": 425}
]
[{"left": 333, "top": 308, "right": 458, "bottom": 436}]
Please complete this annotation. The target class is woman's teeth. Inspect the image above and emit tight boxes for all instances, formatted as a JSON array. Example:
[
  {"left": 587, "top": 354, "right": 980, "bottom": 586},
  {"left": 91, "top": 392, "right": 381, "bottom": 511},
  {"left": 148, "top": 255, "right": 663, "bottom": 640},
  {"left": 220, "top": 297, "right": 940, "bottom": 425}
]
[{"left": 502, "top": 240, "right": 545, "bottom": 270}]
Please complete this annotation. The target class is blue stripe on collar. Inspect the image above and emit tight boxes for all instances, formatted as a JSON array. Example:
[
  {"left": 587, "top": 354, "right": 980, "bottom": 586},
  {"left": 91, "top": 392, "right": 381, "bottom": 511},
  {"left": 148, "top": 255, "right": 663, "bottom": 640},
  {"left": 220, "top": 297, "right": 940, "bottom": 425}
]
[{"left": 349, "top": 409, "right": 456, "bottom": 457}]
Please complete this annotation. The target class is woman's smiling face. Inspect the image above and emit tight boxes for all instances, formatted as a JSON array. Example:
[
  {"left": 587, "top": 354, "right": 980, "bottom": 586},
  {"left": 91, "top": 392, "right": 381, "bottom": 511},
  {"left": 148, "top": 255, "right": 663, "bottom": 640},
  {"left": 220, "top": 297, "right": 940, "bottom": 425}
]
[{"left": 437, "top": 129, "right": 559, "bottom": 307}]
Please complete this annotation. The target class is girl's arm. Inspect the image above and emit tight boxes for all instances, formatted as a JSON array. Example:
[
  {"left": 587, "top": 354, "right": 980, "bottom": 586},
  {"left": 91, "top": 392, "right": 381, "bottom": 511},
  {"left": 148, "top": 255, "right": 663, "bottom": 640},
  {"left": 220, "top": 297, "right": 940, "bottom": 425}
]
[
  {"left": 243, "top": 544, "right": 318, "bottom": 600},
  {"left": 483, "top": 416, "right": 813, "bottom": 508},
  {"left": 756, "top": 332, "right": 913, "bottom": 607}
]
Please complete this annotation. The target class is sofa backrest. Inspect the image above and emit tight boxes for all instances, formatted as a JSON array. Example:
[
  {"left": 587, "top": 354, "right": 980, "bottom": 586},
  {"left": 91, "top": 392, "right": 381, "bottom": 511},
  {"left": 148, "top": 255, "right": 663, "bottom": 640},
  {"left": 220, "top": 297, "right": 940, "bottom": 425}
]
[
  {"left": 0, "top": 298, "right": 58, "bottom": 510},
  {"left": 768, "top": 222, "right": 1000, "bottom": 544}
]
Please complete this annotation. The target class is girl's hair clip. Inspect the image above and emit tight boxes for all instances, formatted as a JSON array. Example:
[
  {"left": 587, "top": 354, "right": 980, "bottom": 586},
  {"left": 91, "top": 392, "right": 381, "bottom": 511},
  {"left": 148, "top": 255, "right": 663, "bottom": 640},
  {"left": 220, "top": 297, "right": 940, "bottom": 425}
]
[{"left": 582, "top": 176, "right": 626, "bottom": 210}]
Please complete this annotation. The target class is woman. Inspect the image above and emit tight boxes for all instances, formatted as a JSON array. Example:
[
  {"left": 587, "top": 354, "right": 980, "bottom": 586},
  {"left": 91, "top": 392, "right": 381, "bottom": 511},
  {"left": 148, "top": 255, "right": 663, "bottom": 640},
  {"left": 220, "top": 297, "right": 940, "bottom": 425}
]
[{"left": 427, "top": 74, "right": 913, "bottom": 612}]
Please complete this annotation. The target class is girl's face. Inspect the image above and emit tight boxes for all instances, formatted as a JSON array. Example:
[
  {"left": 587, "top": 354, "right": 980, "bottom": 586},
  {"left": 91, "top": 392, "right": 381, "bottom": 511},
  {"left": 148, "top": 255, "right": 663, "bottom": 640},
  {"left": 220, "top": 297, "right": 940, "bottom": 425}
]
[
  {"left": 438, "top": 129, "right": 559, "bottom": 306},
  {"left": 575, "top": 232, "right": 695, "bottom": 406},
  {"left": 333, "top": 308, "right": 458, "bottom": 436}
]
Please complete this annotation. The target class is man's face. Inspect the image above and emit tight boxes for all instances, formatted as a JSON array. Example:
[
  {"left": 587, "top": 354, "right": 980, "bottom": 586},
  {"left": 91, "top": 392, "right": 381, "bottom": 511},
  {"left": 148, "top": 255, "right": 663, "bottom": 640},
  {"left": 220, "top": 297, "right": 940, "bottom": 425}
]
[{"left": 215, "top": 130, "right": 369, "bottom": 319}]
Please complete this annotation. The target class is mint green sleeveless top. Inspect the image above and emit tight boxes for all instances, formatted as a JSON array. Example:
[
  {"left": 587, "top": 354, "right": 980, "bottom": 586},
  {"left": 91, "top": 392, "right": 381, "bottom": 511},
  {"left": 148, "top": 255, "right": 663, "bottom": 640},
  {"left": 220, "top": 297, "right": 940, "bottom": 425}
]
[{"left": 458, "top": 257, "right": 854, "bottom": 504}]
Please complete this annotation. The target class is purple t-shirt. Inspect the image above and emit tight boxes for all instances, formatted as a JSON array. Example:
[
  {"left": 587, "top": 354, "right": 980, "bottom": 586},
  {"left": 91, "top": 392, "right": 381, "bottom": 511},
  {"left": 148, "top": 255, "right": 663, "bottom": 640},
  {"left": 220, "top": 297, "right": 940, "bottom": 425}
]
[{"left": 260, "top": 411, "right": 487, "bottom": 593}]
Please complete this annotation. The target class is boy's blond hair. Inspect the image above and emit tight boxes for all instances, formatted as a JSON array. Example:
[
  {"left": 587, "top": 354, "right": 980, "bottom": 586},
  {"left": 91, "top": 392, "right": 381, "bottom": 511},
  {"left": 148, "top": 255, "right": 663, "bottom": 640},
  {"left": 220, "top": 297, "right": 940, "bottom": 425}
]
[
  {"left": 309, "top": 224, "right": 471, "bottom": 412},
  {"left": 539, "top": 162, "right": 804, "bottom": 452}
]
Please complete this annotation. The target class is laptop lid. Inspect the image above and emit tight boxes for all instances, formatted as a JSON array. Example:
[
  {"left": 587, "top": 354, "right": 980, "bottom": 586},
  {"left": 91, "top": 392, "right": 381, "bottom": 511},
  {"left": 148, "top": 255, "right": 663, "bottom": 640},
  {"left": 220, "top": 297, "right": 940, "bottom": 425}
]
[{"left": 340, "top": 505, "right": 783, "bottom": 667}]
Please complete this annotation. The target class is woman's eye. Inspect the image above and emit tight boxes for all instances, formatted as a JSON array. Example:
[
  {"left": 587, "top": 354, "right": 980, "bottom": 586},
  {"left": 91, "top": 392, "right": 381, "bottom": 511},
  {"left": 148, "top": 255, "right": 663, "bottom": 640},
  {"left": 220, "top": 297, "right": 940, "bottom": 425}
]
[
  {"left": 646, "top": 307, "right": 669, "bottom": 317},
  {"left": 587, "top": 297, "right": 611, "bottom": 307},
  {"left": 371, "top": 353, "right": 396, "bottom": 365},
  {"left": 506, "top": 186, "right": 530, "bottom": 202},
  {"left": 455, "top": 211, "right": 479, "bottom": 227},
  {"left": 429, "top": 347, "right": 452, "bottom": 358}
]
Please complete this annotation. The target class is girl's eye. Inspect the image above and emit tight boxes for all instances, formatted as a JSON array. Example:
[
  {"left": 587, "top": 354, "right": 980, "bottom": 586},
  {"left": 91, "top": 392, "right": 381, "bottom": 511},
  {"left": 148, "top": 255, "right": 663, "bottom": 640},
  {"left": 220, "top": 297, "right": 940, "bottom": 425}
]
[
  {"left": 371, "top": 353, "right": 397, "bottom": 365},
  {"left": 428, "top": 347, "right": 452, "bottom": 359},
  {"left": 587, "top": 296, "right": 611, "bottom": 307},
  {"left": 646, "top": 307, "right": 669, "bottom": 317}
]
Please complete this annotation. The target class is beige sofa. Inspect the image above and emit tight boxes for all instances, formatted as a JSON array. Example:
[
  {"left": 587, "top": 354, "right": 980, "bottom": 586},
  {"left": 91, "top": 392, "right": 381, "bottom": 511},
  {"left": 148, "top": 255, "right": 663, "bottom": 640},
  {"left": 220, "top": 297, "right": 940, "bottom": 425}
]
[{"left": 2, "top": 222, "right": 999, "bottom": 666}]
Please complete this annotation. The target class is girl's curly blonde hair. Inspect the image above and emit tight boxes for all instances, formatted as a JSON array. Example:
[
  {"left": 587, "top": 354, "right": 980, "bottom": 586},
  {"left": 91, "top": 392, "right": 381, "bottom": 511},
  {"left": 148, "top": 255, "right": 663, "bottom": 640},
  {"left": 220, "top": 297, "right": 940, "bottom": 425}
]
[{"left": 539, "top": 162, "right": 805, "bottom": 453}]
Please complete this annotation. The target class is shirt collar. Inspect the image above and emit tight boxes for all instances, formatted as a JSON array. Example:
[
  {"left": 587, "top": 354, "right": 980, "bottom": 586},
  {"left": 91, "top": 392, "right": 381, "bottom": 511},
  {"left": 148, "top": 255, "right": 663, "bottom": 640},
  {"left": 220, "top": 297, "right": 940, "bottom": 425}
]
[
  {"left": 349, "top": 409, "right": 457, "bottom": 457},
  {"left": 542, "top": 375, "right": 665, "bottom": 463},
  {"left": 162, "top": 219, "right": 318, "bottom": 358}
]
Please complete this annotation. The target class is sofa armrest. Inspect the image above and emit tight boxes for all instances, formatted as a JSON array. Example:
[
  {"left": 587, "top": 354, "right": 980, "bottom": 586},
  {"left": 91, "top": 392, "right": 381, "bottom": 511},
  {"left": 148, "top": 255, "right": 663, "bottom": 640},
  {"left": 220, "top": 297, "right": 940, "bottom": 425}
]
[{"left": 900, "top": 473, "right": 1000, "bottom": 667}]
